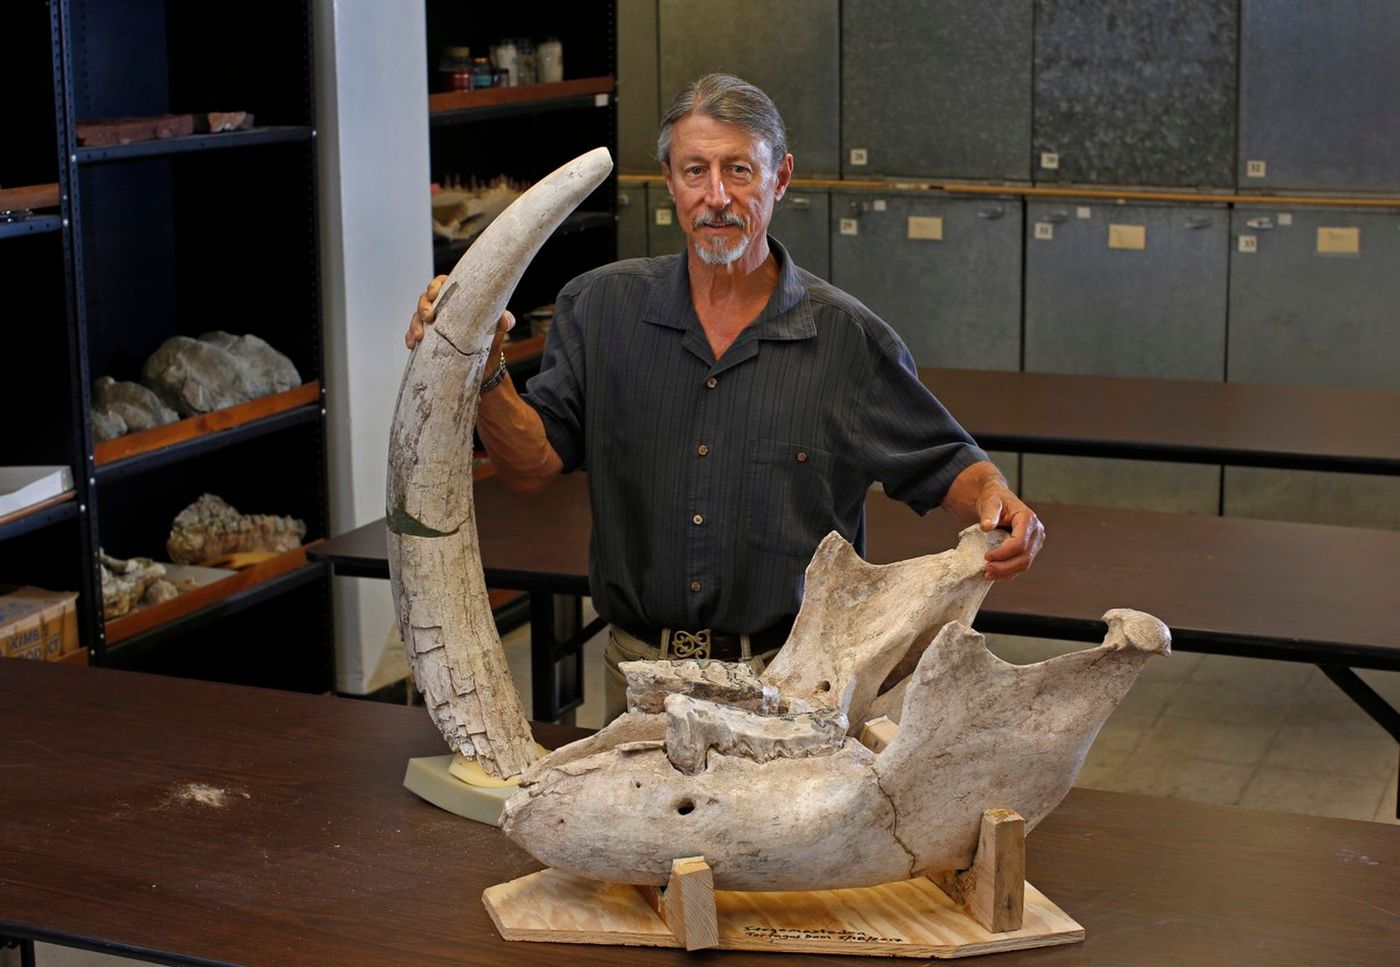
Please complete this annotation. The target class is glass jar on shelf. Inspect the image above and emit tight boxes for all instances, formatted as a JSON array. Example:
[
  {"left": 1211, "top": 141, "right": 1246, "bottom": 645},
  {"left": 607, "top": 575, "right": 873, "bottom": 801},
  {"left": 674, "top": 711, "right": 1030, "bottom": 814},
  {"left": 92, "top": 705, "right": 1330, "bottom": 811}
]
[
  {"left": 470, "top": 56, "right": 497, "bottom": 89},
  {"left": 438, "top": 46, "right": 473, "bottom": 92},
  {"left": 514, "top": 37, "right": 537, "bottom": 86}
]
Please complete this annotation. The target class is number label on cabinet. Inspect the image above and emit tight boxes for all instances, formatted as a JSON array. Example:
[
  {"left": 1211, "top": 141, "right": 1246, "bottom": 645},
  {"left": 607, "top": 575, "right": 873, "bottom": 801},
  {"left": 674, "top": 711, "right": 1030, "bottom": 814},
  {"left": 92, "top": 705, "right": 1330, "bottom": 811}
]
[
  {"left": 655, "top": 208, "right": 673, "bottom": 226},
  {"left": 1033, "top": 222, "right": 1054, "bottom": 240},
  {"left": 907, "top": 216, "right": 943, "bottom": 241},
  {"left": 839, "top": 218, "right": 859, "bottom": 236},
  {"left": 1238, "top": 234, "right": 1258, "bottom": 253}
]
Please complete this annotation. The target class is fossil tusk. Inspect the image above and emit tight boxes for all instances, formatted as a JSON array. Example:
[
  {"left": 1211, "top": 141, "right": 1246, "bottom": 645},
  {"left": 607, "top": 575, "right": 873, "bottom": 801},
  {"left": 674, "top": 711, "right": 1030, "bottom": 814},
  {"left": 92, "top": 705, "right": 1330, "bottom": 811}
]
[{"left": 386, "top": 147, "right": 613, "bottom": 779}]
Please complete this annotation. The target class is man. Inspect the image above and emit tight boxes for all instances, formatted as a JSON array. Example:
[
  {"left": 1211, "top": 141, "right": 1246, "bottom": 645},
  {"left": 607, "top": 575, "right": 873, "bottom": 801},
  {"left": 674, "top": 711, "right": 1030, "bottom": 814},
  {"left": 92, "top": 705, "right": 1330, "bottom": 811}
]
[{"left": 407, "top": 74, "right": 1045, "bottom": 720}]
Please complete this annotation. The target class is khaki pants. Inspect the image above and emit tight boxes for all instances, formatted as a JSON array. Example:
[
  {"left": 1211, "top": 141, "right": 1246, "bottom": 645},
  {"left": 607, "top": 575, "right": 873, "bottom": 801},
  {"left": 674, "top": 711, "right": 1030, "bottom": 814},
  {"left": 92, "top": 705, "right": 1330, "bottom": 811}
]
[{"left": 603, "top": 626, "right": 781, "bottom": 724}]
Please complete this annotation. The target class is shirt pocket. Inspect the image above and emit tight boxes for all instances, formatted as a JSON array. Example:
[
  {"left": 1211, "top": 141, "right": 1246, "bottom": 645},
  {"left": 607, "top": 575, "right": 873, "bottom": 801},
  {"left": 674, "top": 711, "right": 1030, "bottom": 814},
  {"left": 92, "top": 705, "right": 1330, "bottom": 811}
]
[{"left": 743, "top": 438, "right": 837, "bottom": 559}]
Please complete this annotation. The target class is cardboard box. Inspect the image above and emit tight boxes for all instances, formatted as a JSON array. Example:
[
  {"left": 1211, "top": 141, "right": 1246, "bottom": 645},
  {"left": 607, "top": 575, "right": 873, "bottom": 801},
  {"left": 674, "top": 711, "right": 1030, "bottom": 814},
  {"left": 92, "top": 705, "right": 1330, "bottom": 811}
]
[{"left": 0, "top": 586, "right": 80, "bottom": 661}]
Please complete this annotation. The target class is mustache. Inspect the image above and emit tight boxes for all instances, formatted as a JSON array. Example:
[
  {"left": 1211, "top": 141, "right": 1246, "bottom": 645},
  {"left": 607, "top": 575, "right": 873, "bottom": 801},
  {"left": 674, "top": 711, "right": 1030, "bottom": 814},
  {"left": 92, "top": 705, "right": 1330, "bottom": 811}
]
[{"left": 692, "top": 210, "right": 744, "bottom": 229}]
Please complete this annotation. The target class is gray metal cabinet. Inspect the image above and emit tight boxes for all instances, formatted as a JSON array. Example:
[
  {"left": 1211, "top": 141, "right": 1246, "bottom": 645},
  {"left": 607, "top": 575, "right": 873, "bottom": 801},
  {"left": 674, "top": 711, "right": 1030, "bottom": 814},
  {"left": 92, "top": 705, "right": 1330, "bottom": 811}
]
[
  {"left": 1022, "top": 199, "right": 1230, "bottom": 512},
  {"left": 645, "top": 182, "right": 685, "bottom": 256},
  {"left": 658, "top": 0, "right": 841, "bottom": 177},
  {"left": 617, "top": 184, "right": 649, "bottom": 260},
  {"left": 841, "top": 0, "right": 1031, "bottom": 181},
  {"left": 1238, "top": 1, "right": 1400, "bottom": 192},
  {"left": 1024, "top": 200, "right": 1229, "bottom": 380},
  {"left": 617, "top": 0, "right": 661, "bottom": 172},
  {"left": 1227, "top": 206, "right": 1400, "bottom": 391},
  {"left": 1033, "top": 0, "right": 1237, "bottom": 188},
  {"left": 772, "top": 190, "right": 830, "bottom": 279},
  {"left": 829, "top": 190, "right": 1022, "bottom": 371},
  {"left": 1223, "top": 204, "right": 1400, "bottom": 530}
]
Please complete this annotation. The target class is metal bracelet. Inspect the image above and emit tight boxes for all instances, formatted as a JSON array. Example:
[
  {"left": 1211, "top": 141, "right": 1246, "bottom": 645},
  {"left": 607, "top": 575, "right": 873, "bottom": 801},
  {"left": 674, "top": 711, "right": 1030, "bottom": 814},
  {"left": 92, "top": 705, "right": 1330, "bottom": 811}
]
[{"left": 479, "top": 350, "right": 508, "bottom": 394}]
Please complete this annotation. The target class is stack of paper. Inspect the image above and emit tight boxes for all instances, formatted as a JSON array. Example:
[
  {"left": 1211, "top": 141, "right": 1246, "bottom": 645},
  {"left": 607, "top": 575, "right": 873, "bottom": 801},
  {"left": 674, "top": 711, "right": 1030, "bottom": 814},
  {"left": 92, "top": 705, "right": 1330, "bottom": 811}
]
[{"left": 0, "top": 466, "right": 75, "bottom": 519}]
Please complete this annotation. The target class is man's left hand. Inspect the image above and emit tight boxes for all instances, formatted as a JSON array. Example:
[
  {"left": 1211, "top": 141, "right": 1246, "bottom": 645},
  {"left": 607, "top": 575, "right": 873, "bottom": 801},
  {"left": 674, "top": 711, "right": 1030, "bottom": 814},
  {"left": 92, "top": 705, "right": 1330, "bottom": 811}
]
[
  {"left": 942, "top": 461, "right": 1045, "bottom": 581},
  {"left": 974, "top": 480, "right": 1045, "bottom": 581}
]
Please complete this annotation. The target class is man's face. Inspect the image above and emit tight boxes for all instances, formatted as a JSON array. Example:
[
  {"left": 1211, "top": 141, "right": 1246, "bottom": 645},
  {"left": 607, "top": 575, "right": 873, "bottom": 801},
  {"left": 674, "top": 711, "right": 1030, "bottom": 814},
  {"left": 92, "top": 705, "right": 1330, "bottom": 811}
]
[{"left": 661, "top": 114, "right": 793, "bottom": 268}]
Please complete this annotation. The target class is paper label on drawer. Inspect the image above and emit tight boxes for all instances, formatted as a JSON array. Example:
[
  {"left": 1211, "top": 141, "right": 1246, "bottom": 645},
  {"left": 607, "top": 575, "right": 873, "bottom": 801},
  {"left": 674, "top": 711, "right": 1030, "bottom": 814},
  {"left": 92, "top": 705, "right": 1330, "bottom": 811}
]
[
  {"left": 849, "top": 148, "right": 868, "bottom": 166},
  {"left": 1277, "top": 212, "right": 1293, "bottom": 226},
  {"left": 1238, "top": 234, "right": 1258, "bottom": 253},
  {"left": 839, "top": 218, "right": 859, "bottom": 236},
  {"left": 1076, "top": 206, "right": 1092, "bottom": 219},
  {"left": 1040, "top": 152, "right": 1060, "bottom": 170},
  {"left": 1108, "top": 224, "right": 1147, "bottom": 250},
  {"left": 654, "top": 208, "right": 673, "bottom": 226},
  {"left": 907, "top": 216, "right": 943, "bottom": 240},
  {"left": 594, "top": 93, "right": 610, "bottom": 107},
  {"left": 1246, "top": 160, "right": 1267, "bottom": 178},
  {"left": 1317, "top": 226, "right": 1359, "bottom": 254},
  {"left": 873, "top": 199, "right": 887, "bottom": 212},
  {"left": 1033, "top": 222, "right": 1054, "bottom": 240}
]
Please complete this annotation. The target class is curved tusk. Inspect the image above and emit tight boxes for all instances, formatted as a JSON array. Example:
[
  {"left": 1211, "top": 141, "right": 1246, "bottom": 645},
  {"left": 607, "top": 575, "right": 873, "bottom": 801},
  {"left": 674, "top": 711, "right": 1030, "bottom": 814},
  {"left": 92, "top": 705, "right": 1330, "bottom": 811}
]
[{"left": 386, "top": 148, "right": 613, "bottom": 779}]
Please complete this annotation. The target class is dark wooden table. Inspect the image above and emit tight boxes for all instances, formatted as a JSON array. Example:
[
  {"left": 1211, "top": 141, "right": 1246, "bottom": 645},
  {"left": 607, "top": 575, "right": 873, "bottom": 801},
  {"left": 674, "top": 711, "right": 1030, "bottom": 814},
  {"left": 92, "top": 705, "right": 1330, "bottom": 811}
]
[
  {"left": 918, "top": 367, "right": 1400, "bottom": 475},
  {"left": 312, "top": 474, "right": 1400, "bottom": 812},
  {"left": 2, "top": 660, "right": 1397, "bottom": 966}
]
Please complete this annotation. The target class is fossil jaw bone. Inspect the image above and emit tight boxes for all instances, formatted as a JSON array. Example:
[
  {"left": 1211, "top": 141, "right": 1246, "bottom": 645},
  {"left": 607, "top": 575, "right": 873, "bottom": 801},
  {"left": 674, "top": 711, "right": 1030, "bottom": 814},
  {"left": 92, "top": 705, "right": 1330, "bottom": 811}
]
[
  {"left": 501, "top": 604, "right": 1168, "bottom": 891},
  {"left": 386, "top": 147, "right": 613, "bottom": 779}
]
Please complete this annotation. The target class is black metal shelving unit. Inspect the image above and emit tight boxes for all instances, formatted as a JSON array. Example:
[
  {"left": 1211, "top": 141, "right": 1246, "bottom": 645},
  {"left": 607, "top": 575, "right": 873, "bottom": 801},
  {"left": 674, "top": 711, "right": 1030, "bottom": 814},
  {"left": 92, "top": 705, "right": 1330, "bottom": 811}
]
[
  {"left": 425, "top": 0, "right": 620, "bottom": 343},
  {"left": 1, "top": 0, "right": 332, "bottom": 693}
]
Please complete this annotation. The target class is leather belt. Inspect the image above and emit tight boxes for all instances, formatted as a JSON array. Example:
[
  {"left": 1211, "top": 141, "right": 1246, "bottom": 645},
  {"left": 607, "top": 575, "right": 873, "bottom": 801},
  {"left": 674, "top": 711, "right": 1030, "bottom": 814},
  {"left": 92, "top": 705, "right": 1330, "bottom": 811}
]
[{"left": 621, "top": 616, "right": 795, "bottom": 662}]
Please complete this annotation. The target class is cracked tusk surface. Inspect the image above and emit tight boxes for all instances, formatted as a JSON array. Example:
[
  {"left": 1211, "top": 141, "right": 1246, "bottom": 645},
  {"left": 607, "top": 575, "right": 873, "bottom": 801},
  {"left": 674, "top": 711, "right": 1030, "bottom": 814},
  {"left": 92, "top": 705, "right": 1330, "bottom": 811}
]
[{"left": 386, "top": 147, "right": 613, "bottom": 780}]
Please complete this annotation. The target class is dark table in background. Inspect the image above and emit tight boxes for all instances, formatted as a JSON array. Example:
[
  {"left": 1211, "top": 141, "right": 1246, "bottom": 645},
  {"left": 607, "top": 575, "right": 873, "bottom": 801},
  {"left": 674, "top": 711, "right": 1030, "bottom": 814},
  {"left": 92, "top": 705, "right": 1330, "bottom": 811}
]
[
  {"left": 2, "top": 659, "right": 1397, "bottom": 966},
  {"left": 918, "top": 366, "right": 1400, "bottom": 475}
]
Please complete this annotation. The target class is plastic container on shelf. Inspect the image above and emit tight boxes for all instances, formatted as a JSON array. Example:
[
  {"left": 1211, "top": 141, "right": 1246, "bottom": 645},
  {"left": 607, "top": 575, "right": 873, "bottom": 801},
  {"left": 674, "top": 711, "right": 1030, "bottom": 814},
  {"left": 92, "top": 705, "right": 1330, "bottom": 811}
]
[
  {"left": 491, "top": 40, "right": 518, "bottom": 87},
  {"left": 537, "top": 37, "right": 563, "bottom": 84},
  {"left": 439, "top": 46, "right": 473, "bottom": 92}
]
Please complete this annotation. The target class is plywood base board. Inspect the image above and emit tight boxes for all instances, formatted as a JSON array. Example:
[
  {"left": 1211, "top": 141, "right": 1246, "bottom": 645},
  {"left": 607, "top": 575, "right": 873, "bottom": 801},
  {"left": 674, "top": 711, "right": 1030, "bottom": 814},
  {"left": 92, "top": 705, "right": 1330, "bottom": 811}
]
[{"left": 483, "top": 868, "right": 1084, "bottom": 958}]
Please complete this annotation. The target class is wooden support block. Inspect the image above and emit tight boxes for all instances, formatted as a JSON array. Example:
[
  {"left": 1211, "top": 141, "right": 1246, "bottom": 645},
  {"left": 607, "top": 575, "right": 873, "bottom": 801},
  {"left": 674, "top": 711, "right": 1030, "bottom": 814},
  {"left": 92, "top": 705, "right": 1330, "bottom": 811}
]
[
  {"left": 639, "top": 856, "right": 718, "bottom": 951},
  {"left": 859, "top": 715, "right": 898, "bottom": 752},
  {"left": 928, "top": 807, "right": 1025, "bottom": 932}
]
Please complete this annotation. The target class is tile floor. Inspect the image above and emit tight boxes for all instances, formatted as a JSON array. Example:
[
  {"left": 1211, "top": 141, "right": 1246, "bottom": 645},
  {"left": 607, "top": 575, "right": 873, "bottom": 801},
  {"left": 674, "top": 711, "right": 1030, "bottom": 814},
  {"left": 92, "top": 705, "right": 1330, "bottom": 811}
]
[{"left": 22, "top": 611, "right": 1398, "bottom": 966}]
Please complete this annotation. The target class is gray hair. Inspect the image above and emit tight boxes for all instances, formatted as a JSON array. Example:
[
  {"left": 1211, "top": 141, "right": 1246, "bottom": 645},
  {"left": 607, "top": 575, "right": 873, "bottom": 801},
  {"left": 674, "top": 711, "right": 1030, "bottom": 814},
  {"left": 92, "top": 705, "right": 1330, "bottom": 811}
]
[{"left": 656, "top": 73, "right": 788, "bottom": 171}]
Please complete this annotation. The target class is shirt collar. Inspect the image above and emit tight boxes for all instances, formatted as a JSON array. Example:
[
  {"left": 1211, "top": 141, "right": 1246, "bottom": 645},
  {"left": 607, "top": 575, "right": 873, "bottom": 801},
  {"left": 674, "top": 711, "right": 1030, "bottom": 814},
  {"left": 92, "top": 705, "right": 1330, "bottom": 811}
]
[{"left": 641, "top": 236, "right": 816, "bottom": 342}]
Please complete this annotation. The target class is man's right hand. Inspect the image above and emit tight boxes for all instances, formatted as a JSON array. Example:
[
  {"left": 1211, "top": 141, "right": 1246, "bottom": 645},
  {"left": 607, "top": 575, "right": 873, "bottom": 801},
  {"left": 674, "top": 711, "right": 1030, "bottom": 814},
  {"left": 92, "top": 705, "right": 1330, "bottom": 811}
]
[
  {"left": 404, "top": 275, "right": 516, "bottom": 380},
  {"left": 404, "top": 275, "right": 448, "bottom": 349}
]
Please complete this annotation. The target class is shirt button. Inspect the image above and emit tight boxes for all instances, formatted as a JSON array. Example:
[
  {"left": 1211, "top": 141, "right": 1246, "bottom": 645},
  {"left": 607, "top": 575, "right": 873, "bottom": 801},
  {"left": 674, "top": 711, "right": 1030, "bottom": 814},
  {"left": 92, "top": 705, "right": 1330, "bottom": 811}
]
[
  {"left": 705, "top": 377, "right": 718, "bottom": 389},
  {"left": 692, "top": 513, "right": 704, "bottom": 525},
  {"left": 795, "top": 450, "right": 809, "bottom": 463},
  {"left": 697, "top": 443, "right": 710, "bottom": 457},
  {"left": 690, "top": 580, "right": 702, "bottom": 592}
]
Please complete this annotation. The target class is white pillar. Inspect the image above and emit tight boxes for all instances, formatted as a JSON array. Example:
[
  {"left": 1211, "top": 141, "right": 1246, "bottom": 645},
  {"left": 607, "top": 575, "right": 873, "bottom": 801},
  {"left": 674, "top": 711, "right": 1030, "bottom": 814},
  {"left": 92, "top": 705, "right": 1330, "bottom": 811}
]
[{"left": 315, "top": 0, "right": 431, "bottom": 693}]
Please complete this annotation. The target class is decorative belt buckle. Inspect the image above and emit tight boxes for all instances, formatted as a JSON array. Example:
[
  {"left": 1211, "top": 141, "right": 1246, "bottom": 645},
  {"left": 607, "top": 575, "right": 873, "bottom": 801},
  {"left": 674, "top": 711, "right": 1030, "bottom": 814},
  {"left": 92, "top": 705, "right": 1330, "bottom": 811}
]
[{"left": 669, "top": 628, "right": 711, "bottom": 659}]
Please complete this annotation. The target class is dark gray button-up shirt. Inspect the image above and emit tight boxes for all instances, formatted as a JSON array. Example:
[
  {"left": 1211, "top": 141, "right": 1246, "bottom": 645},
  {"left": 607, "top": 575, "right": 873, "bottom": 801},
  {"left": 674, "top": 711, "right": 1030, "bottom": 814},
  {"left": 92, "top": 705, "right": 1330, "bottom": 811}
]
[{"left": 525, "top": 239, "right": 987, "bottom": 634}]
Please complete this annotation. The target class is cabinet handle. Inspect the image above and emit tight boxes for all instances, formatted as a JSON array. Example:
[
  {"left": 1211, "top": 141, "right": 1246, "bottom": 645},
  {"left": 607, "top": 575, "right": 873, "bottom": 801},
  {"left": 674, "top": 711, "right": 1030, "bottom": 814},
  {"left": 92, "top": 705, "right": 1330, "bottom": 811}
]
[
  {"left": 977, "top": 207, "right": 1005, "bottom": 220},
  {"left": 1244, "top": 216, "right": 1275, "bottom": 231},
  {"left": 1184, "top": 215, "right": 1213, "bottom": 229},
  {"left": 1042, "top": 210, "right": 1071, "bottom": 224},
  {"left": 787, "top": 196, "right": 811, "bottom": 210}
]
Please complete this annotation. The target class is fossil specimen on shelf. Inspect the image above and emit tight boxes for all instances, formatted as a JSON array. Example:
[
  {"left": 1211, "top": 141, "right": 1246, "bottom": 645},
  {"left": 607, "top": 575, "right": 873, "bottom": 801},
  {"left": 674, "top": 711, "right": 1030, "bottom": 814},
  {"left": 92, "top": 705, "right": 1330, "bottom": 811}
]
[{"left": 167, "top": 494, "right": 305, "bottom": 565}]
